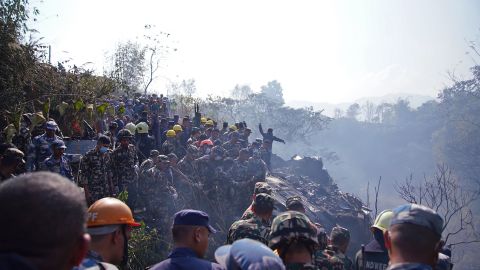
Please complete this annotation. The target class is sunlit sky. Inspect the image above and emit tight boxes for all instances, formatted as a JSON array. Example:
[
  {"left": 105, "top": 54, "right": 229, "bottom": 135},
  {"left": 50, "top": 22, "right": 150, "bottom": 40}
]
[{"left": 31, "top": 0, "right": 480, "bottom": 103}]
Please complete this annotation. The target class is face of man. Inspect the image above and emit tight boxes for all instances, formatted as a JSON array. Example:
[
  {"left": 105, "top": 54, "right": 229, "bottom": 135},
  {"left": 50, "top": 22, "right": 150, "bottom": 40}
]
[
  {"left": 120, "top": 138, "right": 129, "bottom": 147},
  {"left": 46, "top": 129, "right": 56, "bottom": 137},
  {"left": 53, "top": 147, "right": 64, "bottom": 158},
  {"left": 112, "top": 226, "right": 132, "bottom": 265}
]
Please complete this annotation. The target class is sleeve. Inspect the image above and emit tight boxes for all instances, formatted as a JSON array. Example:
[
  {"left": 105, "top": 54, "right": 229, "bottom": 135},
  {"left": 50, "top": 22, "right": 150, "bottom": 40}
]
[
  {"left": 272, "top": 136, "right": 285, "bottom": 143},
  {"left": 78, "top": 155, "right": 89, "bottom": 186},
  {"left": 258, "top": 123, "right": 265, "bottom": 137},
  {"left": 25, "top": 140, "right": 36, "bottom": 172}
]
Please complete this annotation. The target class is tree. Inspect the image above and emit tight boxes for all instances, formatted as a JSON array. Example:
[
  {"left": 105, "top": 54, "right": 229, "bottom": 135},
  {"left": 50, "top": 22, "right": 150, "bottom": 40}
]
[
  {"left": 362, "top": 101, "right": 376, "bottom": 123},
  {"left": 333, "top": 108, "right": 343, "bottom": 119},
  {"left": 230, "top": 84, "right": 252, "bottom": 100},
  {"left": 260, "top": 80, "right": 284, "bottom": 105},
  {"left": 107, "top": 41, "right": 146, "bottom": 97},
  {"left": 395, "top": 164, "right": 480, "bottom": 247},
  {"left": 346, "top": 103, "right": 361, "bottom": 120}
]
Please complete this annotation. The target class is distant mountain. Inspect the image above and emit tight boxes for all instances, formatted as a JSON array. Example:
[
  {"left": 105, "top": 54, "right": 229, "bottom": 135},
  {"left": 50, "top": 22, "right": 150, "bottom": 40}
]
[{"left": 286, "top": 93, "right": 436, "bottom": 117}]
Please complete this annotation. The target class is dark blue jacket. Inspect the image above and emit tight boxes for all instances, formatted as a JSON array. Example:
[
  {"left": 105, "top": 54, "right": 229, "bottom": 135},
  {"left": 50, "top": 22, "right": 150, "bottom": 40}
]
[{"left": 150, "top": 247, "right": 224, "bottom": 270}]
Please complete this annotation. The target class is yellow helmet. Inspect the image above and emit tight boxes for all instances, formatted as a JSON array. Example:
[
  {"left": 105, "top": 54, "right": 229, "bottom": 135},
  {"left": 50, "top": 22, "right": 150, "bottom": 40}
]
[
  {"left": 371, "top": 209, "right": 394, "bottom": 233},
  {"left": 166, "top": 129, "right": 176, "bottom": 138},
  {"left": 200, "top": 117, "right": 207, "bottom": 124},
  {"left": 173, "top": 124, "right": 183, "bottom": 132},
  {"left": 229, "top": 125, "right": 238, "bottom": 131},
  {"left": 136, "top": 122, "right": 149, "bottom": 134},
  {"left": 205, "top": 120, "right": 214, "bottom": 126}
]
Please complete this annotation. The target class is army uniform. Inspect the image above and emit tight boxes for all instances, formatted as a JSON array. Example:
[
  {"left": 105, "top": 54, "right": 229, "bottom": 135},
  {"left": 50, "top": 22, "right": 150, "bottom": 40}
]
[
  {"left": 144, "top": 165, "right": 174, "bottom": 233},
  {"left": 247, "top": 154, "right": 268, "bottom": 181},
  {"left": 41, "top": 155, "right": 74, "bottom": 180},
  {"left": 227, "top": 193, "right": 274, "bottom": 245},
  {"left": 241, "top": 182, "right": 273, "bottom": 220},
  {"left": 177, "top": 156, "right": 196, "bottom": 180},
  {"left": 230, "top": 158, "right": 249, "bottom": 182},
  {"left": 227, "top": 215, "right": 271, "bottom": 245},
  {"left": 314, "top": 245, "right": 353, "bottom": 270},
  {"left": 269, "top": 211, "right": 320, "bottom": 270},
  {"left": 110, "top": 144, "right": 138, "bottom": 208},
  {"left": 26, "top": 133, "right": 63, "bottom": 171},
  {"left": 79, "top": 149, "right": 112, "bottom": 205},
  {"left": 222, "top": 141, "right": 242, "bottom": 158},
  {"left": 161, "top": 139, "right": 176, "bottom": 155},
  {"left": 193, "top": 152, "right": 228, "bottom": 201}
]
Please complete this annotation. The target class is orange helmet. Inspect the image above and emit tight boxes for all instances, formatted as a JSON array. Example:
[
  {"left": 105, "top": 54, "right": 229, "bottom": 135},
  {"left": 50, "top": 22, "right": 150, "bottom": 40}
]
[{"left": 87, "top": 197, "right": 140, "bottom": 228}]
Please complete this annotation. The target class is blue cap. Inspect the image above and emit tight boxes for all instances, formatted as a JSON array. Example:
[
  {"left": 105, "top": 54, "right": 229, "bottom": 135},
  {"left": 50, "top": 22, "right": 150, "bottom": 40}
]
[
  {"left": 51, "top": 140, "right": 67, "bottom": 149},
  {"left": 390, "top": 203, "right": 444, "bottom": 236},
  {"left": 45, "top": 120, "right": 58, "bottom": 130},
  {"left": 215, "top": 239, "right": 285, "bottom": 270},
  {"left": 173, "top": 209, "right": 216, "bottom": 233}
]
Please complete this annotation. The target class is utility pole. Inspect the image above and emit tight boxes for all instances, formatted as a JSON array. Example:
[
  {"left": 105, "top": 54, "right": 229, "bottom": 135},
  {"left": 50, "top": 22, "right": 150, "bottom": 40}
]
[{"left": 48, "top": 45, "right": 51, "bottom": 64}]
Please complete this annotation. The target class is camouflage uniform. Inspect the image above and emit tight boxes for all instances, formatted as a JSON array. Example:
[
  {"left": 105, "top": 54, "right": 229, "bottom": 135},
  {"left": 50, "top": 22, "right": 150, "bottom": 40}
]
[
  {"left": 247, "top": 153, "right": 268, "bottom": 181},
  {"left": 41, "top": 155, "right": 74, "bottom": 180},
  {"left": 222, "top": 140, "right": 242, "bottom": 158},
  {"left": 143, "top": 163, "right": 174, "bottom": 233},
  {"left": 241, "top": 182, "right": 273, "bottom": 220},
  {"left": 269, "top": 211, "right": 320, "bottom": 270},
  {"left": 314, "top": 226, "right": 353, "bottom": 270},
  {"left": 227, "top": 215, "right": 271, "bottom": 245},
  {"left": 230, "top": 158, "right": 249, "bottom": 182},
  {"left": 193, "top": 147, "right": 228, "bottom": 200},
  {"left": 79, "top": 149, "right": 112, "bottom": 205},
  {"left": 26, "top": 133, "right": 63, "bottom": 171},
  {"left": 227, "top": 193, "right": 274, "bottom": 245},
  {"left": 177, "top": 156, "right": 196, "bottom": 180},
  {"left": 110, "top": 144, "right": 138, "bottom": 208},
  {"left": 161, "top": 139, "right": 176, "bottom": 155}
]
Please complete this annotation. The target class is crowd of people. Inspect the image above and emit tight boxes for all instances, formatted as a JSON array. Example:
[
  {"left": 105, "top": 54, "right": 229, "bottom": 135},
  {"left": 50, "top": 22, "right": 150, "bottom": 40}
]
[{"left": 0, "top": 95, "right": 453, "bottom": 270}]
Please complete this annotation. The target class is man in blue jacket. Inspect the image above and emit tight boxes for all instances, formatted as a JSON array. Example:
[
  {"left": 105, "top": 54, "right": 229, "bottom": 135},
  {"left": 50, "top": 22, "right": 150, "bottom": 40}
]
[{"left": 150, "top": 209, "right": 225, "bottom": 270}]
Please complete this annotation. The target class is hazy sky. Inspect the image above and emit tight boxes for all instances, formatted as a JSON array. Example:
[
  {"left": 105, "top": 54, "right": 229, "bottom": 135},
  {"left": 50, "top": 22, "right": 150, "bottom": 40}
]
[{"left": 31, "top": 0, "right": 480, "bottom": 103}]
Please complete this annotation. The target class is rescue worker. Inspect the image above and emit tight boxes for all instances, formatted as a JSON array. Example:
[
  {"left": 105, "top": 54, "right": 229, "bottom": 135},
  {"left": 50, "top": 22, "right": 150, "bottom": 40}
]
[
  {"left": 143, "top": 155, "right": 175, "bottom": 233},
  {"left": 162, "top": 129, "right": 177, "bottom": 155},
  {"left": 104, "top": 122, "right": 119, "bottom": 149},
  {"left": 76, "top": 197, "right": 140, "bottom": 270},
  {"left": 150, "top": 209, "right": 224, "bottom": 270},
  {"left": 110, "top": 129, "right": 139, "bottom": 209},
  {"left": 314, "top": 226, "right": 353, "bottom": 270},
  {"left": 240, "top": 128, "right": 251, "bottom": 148},
  {"left": 222, "top": 131, "right": 242, "bottom": 158},
  {"left": 194, "top": 146, "right": 228, "bottom": 200},
  {"left": 230, "top": 148, "right": 250, "bottom": 182},
  {"left": 79, "top": 136, "right": 114, "bottom": 205},
  {"left": 0, "top": 148, "right": 25, "bottom": 182},
  {"left": 26, "top": 120, "right": 63, "bottom": 171},
  {"left": 139, "top": 149, "right": 160, "bottom": 176},
  {"left": 177, "top": 145, "right": 198, "bottom": 181},
  {"left": 41, "top": 140, "right": 74, "bottom": 181},
  {"left": 246, "top": 150, "right": 268, "bottom": 181},
  {"left": 259, "top": 139, "right": 273, "bottom": 169},
  {"left": 384, "top": 204, "right": 444, "bottom": 270},
  {"left": 285, "top": 196, "right": 329, "bottom": 250},
  {"left": 199, "top": 139, "right": 214, "bottom": 156},
  {"left": 0, "top": 172, "right": 90, "bottom": 270},
  {"left": 11, "top": 113, "right": 32, "bottom": 154},
  {"left": 173, "top": 124, "right": 187, "bottom": 158},
  {"left": 135, "top": 122, "right": 155, "bottom": 163},
  {"left": 227, "top": 193, "right": 275, "bottom": 245},
  {"left": 241, "top": 182, "right": 273, "bottom": 220},
  {"left": 355, "top": 210, "right": 393, "bottom": 270},
  {"left": 268, "top": 211, "right": 319, "bottom": 269},
  {"left": 258, "top": 123, "right": 286, "bottom": 151}
]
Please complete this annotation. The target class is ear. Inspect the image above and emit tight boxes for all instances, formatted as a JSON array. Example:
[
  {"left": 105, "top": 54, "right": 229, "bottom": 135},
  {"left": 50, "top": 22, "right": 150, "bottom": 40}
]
[
  {"left": 383, "top": 230, "right": 391, "bottom": 251},
  {"left": 193, "top": 227, "right": 202, "bottom": 243},
  {"left": 71, "top": 233, "right": 90, "bottom": 267}
]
